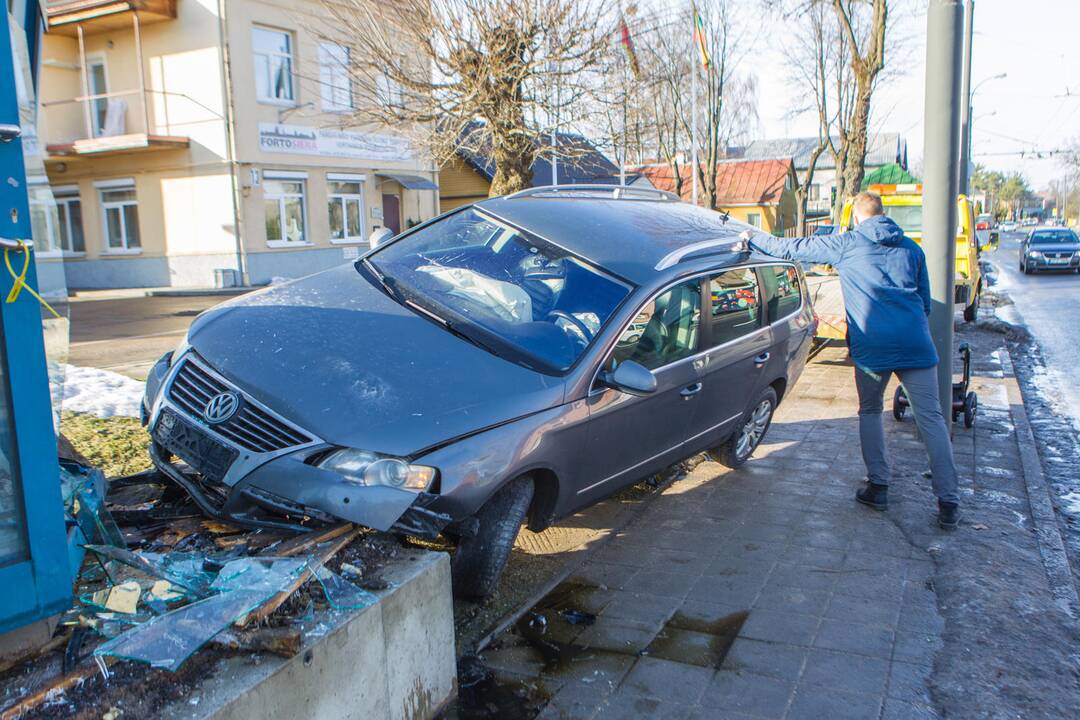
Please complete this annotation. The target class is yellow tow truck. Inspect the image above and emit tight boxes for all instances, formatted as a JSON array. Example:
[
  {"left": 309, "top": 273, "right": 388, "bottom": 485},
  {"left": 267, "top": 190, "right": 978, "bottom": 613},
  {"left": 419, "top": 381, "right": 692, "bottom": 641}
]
[{"left": 806, "top": 184, "right": 983, "bottom": 341}]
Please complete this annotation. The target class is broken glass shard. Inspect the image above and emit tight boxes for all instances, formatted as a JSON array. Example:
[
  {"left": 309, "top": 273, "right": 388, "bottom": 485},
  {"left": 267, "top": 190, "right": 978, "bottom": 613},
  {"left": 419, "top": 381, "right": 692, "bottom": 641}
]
[{"left": 313, "top": 566, "right": 378, "bottom": 611}]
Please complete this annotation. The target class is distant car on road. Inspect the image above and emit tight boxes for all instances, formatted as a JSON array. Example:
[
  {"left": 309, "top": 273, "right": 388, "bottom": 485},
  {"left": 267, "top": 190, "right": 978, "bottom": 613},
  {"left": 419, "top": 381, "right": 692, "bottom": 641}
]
[
  {"left": 1000, "top": 221, "right": 1018, "bottom": 232},
  {"left": 1020, "top": 228, "right": 1080, "bottom": 274},
  {"left": 142, "top": 185, "right": 818, "bottom": 598}
]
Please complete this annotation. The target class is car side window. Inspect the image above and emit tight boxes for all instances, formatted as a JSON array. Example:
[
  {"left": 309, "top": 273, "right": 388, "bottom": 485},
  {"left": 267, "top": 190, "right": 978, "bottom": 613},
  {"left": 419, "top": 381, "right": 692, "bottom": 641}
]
[
  {"left": 707, "top": 268, "right": 761, "bottom": 347},
  {"left": 611, "top": 280, "right": 701, "bottom": 371},
  {"left": 760, "top": 264, "right": 802, "bottom": 321}
]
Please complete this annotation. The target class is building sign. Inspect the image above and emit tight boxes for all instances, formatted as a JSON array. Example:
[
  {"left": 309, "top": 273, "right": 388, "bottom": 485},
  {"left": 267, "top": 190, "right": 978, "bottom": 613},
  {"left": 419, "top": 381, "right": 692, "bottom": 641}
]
[{"left": 258, "top": 123, "right": 413, "bottom": 162}]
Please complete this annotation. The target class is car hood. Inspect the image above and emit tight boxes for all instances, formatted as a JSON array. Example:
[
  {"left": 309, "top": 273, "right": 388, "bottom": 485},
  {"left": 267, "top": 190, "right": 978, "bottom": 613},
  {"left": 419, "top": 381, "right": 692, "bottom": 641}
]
[
  {"left": 1028, "top": 242, "right": 1080, "bottom": 252},
  {"left": 186, "top": 264, "right": 565, "bottom": 456}
]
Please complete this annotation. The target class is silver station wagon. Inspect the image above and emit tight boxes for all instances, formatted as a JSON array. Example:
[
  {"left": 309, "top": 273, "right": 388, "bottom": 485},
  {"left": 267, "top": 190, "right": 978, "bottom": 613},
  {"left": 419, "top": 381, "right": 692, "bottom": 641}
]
[{"left": 143, "top": 186, "right": 817, "bottom": 597}]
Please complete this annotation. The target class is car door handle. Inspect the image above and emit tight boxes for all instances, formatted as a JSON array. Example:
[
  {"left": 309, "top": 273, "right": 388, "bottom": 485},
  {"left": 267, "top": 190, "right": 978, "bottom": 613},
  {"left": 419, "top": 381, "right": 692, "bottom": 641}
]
[
  {"left": 680, "top": 383, "right": 703, "bottom": 398},
  {"left": 754, "top": 352, "right": 770, "bottom": 366}
]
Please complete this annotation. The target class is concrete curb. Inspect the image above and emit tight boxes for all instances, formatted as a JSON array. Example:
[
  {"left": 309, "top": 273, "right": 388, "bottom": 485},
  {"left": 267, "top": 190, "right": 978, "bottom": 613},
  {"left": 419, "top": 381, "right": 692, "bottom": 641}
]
[{"left": 997, "top": 343, "right": 1079, "bottom": 617}]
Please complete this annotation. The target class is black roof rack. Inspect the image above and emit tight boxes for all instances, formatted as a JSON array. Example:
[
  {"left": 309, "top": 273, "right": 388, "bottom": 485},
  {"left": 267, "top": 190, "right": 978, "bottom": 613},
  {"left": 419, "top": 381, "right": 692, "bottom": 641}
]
[{"left": 506, "top": 184, "right": 681, "bottom": 202}]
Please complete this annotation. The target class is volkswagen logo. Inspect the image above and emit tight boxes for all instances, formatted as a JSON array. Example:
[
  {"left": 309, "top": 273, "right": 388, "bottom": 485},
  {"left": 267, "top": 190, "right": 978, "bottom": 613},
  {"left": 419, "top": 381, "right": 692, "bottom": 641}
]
[{"left": 203, "top": 391, "right": 240, "bottom": 424}]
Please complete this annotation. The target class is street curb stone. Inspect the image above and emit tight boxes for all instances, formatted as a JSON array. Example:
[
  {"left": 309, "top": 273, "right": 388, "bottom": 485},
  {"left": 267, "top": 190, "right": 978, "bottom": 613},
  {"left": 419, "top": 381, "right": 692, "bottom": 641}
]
[{"left": 998, "top": 342, "right": 1079, "bottom": 616}]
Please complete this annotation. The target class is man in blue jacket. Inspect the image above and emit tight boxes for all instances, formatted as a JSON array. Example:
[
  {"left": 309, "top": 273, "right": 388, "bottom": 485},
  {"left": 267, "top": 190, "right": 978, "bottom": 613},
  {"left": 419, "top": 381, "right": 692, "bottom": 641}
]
[{"left": 741, "top": 191, "right": 960, "bottom": 529}]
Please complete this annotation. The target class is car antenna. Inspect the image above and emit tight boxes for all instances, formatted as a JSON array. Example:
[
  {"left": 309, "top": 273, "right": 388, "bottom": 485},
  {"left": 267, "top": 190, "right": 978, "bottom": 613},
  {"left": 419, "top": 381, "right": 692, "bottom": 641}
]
[{"left": 720, "top": 210, "right": 730, "bottom": 222}]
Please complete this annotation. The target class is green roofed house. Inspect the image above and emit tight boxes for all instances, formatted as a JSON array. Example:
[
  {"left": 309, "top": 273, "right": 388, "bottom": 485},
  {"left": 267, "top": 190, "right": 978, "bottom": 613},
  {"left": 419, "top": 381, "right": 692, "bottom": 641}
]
[{"left": 861, "top": 163, "right": 921, "bottom": 189}]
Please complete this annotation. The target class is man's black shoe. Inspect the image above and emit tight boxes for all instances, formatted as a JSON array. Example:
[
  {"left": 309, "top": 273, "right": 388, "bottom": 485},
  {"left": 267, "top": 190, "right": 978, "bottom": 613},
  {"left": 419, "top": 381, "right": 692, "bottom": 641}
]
[
  {"left": 856, "top": 482, "right": 888, "bottom": 511},
  {"left": 938, "top": 502, "right": 960, "bottom": 530}
]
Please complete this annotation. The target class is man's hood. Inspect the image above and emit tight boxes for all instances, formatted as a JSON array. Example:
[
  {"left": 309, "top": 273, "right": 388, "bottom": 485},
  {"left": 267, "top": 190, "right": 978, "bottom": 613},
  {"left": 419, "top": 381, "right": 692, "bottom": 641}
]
[
  {"left": 855, "top": 215, "right": 907, "bottom": 246},
  {"left": 185, "top": 264, "right": 565, "bottom": 457}
]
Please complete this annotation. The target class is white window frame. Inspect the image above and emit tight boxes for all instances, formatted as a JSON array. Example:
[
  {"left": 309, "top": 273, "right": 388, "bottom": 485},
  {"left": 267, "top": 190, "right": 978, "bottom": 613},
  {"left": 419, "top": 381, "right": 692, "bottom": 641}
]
[
  {"left": 327, "top": 173, "right": 366, "bottom": 244},
  {"left": 747, "top": 212, "right": 762, "bottom": 228},
  {"left": 95, "top": 178, "right": 141, "bottom": 254},
  {"left": 252, "top": 26, "right": 295, "bottom": 106},
  {"left": 318, "top": 42, "right": 353, "bottom": 112},
  {"left": 263, "top": 170, "right": 310, "bottom": 248},
  {"left": 375, "top": 73, "right": 405, "bottom": 109},
  {"left": 53, "top": 185, "right": 85, "bottom": 255}
]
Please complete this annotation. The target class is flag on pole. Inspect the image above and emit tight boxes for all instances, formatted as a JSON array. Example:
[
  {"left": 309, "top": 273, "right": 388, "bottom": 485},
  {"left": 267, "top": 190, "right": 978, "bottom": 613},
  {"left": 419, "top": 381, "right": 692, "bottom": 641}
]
[
  {"left": 618, "top": 15, "right": 642, "bottom": 79},
  {"left": 692, "top": 10, "right": 711, "bottom": 68}
]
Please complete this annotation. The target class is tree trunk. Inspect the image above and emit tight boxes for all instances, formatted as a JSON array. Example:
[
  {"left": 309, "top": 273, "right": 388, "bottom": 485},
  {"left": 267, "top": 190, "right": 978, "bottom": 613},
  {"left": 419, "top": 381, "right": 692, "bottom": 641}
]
[
  {"left": 489, "top": 141, "right": 535, "bottom": 196},
  {"left": 843, "top": 80, "right": 874, "bottom": 196}
]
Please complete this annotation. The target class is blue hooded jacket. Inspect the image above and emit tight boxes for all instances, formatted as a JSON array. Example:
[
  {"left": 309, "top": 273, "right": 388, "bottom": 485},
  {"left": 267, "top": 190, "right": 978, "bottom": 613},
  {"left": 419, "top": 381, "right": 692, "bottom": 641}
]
[{"left": 749, "top": 215, "right": 938, "bottom": 372}]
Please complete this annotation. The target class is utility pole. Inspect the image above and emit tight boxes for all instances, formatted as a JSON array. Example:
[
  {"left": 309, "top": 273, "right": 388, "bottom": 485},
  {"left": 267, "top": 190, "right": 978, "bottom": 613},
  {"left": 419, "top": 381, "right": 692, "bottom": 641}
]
[
  {"left": 923, "top": 0, "right": 965, "bottom": 428},
  {"left": 958, "top": 0, "right": 974, "bottom": 195}
]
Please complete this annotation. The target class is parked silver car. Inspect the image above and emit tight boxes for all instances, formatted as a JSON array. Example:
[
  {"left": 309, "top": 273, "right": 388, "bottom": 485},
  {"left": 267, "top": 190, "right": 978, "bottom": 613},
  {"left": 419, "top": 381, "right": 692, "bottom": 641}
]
[{"left": 142, "top": 186, "right": 817, "bottom": 597}]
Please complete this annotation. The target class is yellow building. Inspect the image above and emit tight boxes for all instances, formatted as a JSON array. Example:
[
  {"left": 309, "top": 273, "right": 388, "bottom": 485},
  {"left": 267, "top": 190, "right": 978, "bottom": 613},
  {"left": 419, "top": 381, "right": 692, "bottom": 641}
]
[{"left": 37, "top": 0, "right": 438, "bottom": 289}]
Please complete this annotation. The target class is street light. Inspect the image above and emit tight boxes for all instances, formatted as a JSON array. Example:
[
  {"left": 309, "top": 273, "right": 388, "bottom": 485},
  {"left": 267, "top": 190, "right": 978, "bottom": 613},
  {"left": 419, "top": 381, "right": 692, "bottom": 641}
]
[
  {"left": 961, "top": 72, "right": 1007, "bottom": 194},
  {"left": 972, "top": 72, "right": 1007, "bottom": 96}
]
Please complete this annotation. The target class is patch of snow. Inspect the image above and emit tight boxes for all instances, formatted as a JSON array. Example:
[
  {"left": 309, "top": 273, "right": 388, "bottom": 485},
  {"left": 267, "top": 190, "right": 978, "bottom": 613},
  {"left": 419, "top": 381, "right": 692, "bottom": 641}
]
[
  {"left": 1060, "top": 491, "right": 1080, "bottom": 516},
  {"left": 61, "top": 364, "right": 144, "bottom": 418}
]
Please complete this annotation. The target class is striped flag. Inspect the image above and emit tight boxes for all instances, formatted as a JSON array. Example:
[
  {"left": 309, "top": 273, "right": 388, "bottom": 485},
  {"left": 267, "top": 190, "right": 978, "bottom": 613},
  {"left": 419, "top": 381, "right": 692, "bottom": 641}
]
[
  {"left": 619, "top": 15, "right": 642, "bottom": 79},
  {"left": 692, "top": 10, "right": 711, "bottom": 68}
]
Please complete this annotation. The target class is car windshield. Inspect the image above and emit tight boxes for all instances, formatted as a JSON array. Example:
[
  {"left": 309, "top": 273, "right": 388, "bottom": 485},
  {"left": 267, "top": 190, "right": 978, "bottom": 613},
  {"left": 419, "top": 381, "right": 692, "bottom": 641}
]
[
  {"left": 365, "top": 207, "right": 631, "bottom": 373},
  {"left": 1030, "top": 230, "right": 1078, "bottom": 244},
  {"left": 882, "top": 205, "right": 922, "bottom": 233}
]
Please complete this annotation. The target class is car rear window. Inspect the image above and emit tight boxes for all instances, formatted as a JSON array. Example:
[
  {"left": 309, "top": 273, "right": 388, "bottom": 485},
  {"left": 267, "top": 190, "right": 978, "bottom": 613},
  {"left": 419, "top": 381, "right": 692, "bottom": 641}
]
[
  {"left": 707, "top": 268, "right": 762, "bottom": 346},
  {"left": 761, "top": 265, "right": 803, "bottom": 321}
]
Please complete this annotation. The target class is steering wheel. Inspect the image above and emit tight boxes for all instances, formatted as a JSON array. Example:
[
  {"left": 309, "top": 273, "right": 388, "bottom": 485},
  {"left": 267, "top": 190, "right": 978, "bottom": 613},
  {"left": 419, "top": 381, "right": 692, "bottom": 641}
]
[{"left": 548, "top": 310, "right": 594, "bottom": 343}]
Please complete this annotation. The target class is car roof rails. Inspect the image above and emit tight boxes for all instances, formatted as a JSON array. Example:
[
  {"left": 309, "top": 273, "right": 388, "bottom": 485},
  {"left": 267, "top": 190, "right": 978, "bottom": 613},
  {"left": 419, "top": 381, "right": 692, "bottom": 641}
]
[
  {"left": 655, "top": 238, "right": 748, "bottom": 270},
  {"left": 505, "top": 184, "right": 682, "bottom": 202}
]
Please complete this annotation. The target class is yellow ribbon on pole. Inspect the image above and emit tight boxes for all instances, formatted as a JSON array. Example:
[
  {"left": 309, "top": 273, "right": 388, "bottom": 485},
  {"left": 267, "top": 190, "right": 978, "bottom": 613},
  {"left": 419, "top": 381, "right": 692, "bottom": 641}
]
[{"left": 4, "top": 241, "right": 61, "bottom": 319}]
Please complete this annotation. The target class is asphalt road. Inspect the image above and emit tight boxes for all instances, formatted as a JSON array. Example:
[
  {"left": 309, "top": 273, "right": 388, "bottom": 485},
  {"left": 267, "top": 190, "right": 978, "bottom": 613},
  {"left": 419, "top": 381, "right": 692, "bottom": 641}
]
[
  {"left": 68, "top": 294, "right": 232, "bottom": 380},
  {"left": 990, "top": 230, "right": 1080, "bottom": 433}
]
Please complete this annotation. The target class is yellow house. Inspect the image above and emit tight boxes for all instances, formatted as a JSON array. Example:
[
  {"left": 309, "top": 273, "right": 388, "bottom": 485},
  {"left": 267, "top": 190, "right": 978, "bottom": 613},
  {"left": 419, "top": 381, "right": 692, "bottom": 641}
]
[
  {"left": 634, "top": 158, "right": 798, "bottom": 234},
  {"left": 36, "top": 0, "right": 438, "bottom": 289},
  {"left": 438, "top": 128, "right": 627, "bottom": 212}
]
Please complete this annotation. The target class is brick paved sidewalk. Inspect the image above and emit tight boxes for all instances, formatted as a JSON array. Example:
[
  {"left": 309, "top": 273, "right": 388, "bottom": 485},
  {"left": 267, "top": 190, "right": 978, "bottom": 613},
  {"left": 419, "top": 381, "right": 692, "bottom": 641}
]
[{"left": 481, "top": 323, "right": 1077, "bottom": 719}]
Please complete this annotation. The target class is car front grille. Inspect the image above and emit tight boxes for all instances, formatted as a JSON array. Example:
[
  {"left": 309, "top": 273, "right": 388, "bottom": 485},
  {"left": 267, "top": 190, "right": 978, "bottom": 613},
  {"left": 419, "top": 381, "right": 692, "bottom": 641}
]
[
  {"left": 168, "top": 355, "right": 312, "bottom": 454},
  {"left": 1044, "top": 251, "right": 1075, "bottom": 259}
]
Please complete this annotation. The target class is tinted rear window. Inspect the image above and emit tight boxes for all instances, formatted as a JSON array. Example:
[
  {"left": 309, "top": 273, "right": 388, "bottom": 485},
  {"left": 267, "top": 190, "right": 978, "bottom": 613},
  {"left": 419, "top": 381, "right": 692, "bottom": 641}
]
[{"left": 761, "top": 265, "right": 802, "bottom": 321}]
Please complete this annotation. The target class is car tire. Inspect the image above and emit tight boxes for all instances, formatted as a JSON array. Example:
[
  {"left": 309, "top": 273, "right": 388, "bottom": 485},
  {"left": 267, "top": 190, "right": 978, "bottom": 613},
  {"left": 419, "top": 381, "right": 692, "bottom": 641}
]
[
  {"left": 451, "top": 475, "right": 534, "bottom": 599},
  {"left": 892, "top": 385, "right": 906, "bottom": 421},
  {"left": 962, "top": 293, "right": 979, "bottom": 322},
  {"left": 714, "top": 387, "right": 778, "bottom": 469}
]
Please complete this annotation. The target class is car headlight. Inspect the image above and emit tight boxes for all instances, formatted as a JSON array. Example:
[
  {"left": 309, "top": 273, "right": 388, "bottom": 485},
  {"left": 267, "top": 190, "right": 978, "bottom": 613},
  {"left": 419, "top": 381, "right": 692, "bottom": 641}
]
[
  {"left": 317, "top": 449, "right": 435, "bottom": 491},
  {"left": 1028, "top": 250, "right": 1042, "bottom": 258}
]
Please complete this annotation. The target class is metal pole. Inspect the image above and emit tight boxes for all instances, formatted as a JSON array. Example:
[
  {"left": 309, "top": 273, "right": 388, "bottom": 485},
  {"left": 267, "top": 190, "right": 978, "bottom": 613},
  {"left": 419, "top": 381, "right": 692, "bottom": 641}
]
[
  {"left": 958, "top": 0, "right": 974, "bottom": 195},
  {"left": 76, "top": 25, "right": 91, "bottom": 137},
  {"left": 923, "top": 0, "right": 965, "bottom": 427},
  {"left": 133, "top": 13, "right": 150, "bottom": 134},
  {"left": 690, "top": 6, "right": 699, "bottom": 205}
]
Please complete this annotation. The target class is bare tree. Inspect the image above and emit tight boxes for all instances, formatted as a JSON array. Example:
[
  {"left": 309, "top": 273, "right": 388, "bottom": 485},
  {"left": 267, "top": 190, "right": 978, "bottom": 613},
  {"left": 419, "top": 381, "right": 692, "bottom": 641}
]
[
  {"left": 783, "top": 3, "right": 839, "bottom": 233},
  {"left": 311, "top": 0, "right": 613, "bottom": 196}
]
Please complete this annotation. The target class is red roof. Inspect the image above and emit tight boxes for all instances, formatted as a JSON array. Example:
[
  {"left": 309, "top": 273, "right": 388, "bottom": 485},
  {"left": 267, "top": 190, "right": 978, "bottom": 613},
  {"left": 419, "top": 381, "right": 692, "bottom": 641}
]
[{"left": 635, "top": 158, "right": 792, "bottom": 206}]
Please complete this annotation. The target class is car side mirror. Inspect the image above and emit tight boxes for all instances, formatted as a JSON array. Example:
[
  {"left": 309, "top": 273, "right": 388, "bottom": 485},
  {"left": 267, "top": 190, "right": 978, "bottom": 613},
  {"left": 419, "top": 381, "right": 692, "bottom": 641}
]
[
  {"left": 369, "top": 227, "right": 394, "bottom": 248},
  {"left": 600, "top": 360, "right": 657, "bottom": 396}
]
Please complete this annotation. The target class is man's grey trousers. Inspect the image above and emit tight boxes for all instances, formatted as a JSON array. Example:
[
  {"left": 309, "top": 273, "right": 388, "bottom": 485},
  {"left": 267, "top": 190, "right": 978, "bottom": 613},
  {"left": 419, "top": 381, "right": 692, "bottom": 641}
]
[{"left": 854, "top": 364, "right": 960, "bottom": 505}]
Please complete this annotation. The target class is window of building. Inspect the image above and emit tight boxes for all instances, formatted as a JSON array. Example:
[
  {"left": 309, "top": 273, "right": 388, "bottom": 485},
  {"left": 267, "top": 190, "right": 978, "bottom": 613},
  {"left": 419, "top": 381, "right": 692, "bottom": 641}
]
[
  {"left": 97, "top": 180, "right": 140, "bottom": 252},
  {"left": 612, "top": 280, "right": 701, "bottom": 371},
  {"left": 253, "top": 27, "right": 294, "bottom": 104},
  {"left": 319, "top": 42, "right": 352, "bottom": 111},
  {"left": 327, "top": 174, "right": 365, "bottom": 243},
  {"left": 708, "top": 268, "right": 761, "bottom": 346},
  {"left": 264, "top": 172, "right": 307, "bottom": 245},
  {"left": 747, "top": 212, "right": 761, "bottom": 228},
  {"left": 376, "top": 74, "right": 405, "bottom": 109},
  {"left": 809, "top": 183, "right": 820, "bottom": 201},
  {"left": 87, "top": 57, "right": 108, "bottom": 136},
  {"left": 53, "top": 186, "right": 84, "bottom": 253},
  {"left": 761, "top": 264, "right": 803, "bottom": 321}
]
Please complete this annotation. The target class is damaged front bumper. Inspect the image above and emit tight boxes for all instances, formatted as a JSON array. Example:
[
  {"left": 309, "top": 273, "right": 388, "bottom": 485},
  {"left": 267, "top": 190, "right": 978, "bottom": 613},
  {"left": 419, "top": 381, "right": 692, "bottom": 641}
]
[{"left": 145, "top": 353, "right": 452, "bottom": 537}]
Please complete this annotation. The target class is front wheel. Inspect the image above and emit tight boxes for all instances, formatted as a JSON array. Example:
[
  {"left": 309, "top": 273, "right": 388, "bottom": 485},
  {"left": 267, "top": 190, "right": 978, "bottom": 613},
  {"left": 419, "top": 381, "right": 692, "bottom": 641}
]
[
  {"left": 963, "top": 391, "right": 977, "bottom": 429},
  {"left": 962, "top": 293, "right": 979, "bottom": 323},
  {"left": 892, "top": 385, "right": 907, "bottom": 421},
  {"left": 714, "top": 387, "right": 777, "bottom": 469},
  {"left": 451, "top": 475, "right": 534, "bottom": 599}
]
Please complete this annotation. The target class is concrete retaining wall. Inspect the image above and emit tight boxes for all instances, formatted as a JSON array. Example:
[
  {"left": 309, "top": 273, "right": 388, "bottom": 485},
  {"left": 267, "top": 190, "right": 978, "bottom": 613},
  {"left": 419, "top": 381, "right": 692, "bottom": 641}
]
[{"left": 164, "top": 547, "right": 456, "bottom": 720}]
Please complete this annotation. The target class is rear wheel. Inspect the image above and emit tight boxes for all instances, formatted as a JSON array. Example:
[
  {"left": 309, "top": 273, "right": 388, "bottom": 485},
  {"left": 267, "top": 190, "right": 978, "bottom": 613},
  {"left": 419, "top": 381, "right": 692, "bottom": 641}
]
[
  {"left": 962, "top": 292, "right": 979, "bottom": 322},
  {"left": 892, "top": 385, "right": 906, "bottom": 421},
  {"left": 451, "top": 475, "right": 534, "bottom": 599},
  {"left": 714, "top": 387, "right": 777, "bottom": 469},
  {"left": 963, "top": 392, "right": 977, "bottom": 428}
]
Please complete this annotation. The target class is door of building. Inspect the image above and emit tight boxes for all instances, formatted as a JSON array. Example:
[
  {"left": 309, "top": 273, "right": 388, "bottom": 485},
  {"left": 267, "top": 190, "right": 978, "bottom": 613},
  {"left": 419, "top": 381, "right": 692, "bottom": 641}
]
[{"left": 381, "top": 193, "right": 401, "bottom": 235}]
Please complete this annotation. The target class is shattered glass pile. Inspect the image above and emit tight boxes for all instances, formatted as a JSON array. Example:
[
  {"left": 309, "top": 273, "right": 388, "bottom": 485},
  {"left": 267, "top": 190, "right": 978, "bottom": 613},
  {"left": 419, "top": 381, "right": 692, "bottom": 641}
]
[{"left": 58, "top": 462, "right": 381, "bottom": 674}]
